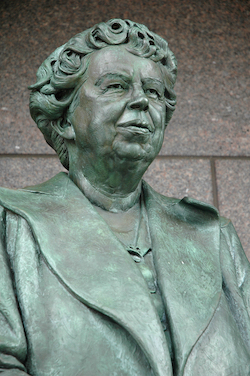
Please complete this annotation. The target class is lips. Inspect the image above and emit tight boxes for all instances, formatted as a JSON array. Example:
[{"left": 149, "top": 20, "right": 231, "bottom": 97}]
[{"left": 117, "top": 119, "right": 153, "bottom": 134}]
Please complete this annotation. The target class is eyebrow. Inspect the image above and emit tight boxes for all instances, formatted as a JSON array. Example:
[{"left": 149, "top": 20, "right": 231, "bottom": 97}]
[
  {"left": 142, "top": 78, "right": 164, "bottom": 86},
  {"left": 95, "top": 73, "right": 131, "bottom": 86}
]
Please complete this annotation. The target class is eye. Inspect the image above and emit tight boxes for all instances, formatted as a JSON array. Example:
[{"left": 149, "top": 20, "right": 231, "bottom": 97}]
[
  {"left": 107, "top": 83, "right": 125, "bottom": 90},
  {"left": 145, "top": 88, "right": 161, "bottom": 99},
  {"left": 103, "top": 81, "right": 128, "bottom": 95}
]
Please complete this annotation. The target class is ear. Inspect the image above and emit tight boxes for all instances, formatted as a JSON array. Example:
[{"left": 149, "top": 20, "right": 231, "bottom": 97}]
[{"left": 51, "top": 118, "right": 76, "bottom": 140}]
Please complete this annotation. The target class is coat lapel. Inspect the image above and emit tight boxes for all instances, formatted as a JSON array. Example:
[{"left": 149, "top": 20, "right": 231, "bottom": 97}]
[
  {"left": 0, "top": 173, "right": 172, "bottom": 376},
  {"left": 143, "top": 182, "right": 222, "bottom": 375}
]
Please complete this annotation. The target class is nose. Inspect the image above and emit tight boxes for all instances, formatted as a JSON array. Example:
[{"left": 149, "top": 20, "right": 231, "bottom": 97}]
[{"left": 127, "top": 87, "right": 149, "bottom": 112}]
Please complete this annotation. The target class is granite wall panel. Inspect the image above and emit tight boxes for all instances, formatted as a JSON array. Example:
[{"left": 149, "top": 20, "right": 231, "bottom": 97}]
[
  {"left": 1, "top": 0, "right": 249, "bottom": 156},
  {"left": 0, "top": 156, "right": 65, "bottom": 189},
  {"left": 143, "top": 157, "right": 214, "bottom": 204}
]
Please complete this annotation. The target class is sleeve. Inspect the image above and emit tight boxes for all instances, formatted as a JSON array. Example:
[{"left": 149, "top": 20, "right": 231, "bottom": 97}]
[
  {"left": 220, "top": 217, "right": 250, "bottom": 351},
  {"left": 0, "top": 206, "right": 29, "bottom": 375}
]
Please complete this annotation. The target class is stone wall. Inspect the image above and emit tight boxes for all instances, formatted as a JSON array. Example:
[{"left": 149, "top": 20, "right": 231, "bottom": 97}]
[{"left": 1, "top": 0, "right": 249, "bottom": 257}]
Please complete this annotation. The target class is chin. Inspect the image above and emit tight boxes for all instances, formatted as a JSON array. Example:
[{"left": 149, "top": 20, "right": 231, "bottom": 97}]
[{"left": 112, "top": 140, "right": 156, "bottom": 163}]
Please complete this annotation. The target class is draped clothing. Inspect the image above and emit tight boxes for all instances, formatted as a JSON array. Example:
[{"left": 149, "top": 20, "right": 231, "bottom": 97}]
[{"left": 0, "top": 173, "right": 250, "bottom": 376}]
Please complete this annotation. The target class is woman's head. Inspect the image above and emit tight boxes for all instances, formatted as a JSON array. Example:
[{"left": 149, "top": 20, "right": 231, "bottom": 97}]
[{"left": 29, "top": 19, "right": 177, "bottom": 169}]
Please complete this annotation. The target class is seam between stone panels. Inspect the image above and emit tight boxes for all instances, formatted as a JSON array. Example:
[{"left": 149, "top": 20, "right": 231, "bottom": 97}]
[
  {"left": 210, "top": 158, "right": 219, "bottom": 210},
  {"left": 0, "top": 154, "right": 58, "bottom": 158},
  {"left": 0, "top": 154, "right": 250, "bottom": 160},
  {"left": 156, "top": 155, "right": 250, "bottom": 160}
]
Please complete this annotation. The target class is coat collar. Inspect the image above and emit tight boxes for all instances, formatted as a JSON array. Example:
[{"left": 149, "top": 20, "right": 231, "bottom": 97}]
[
  {"left": 143, "top": 184, "right": 221, "bottom": 374},
  {"left": 0, "top": 173, "right": 222, "bottom": 376}
]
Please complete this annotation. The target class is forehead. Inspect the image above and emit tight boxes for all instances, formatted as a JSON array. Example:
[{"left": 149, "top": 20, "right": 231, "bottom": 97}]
[{"left": 86, "top": 45, "right": 164, "bottom": 82}]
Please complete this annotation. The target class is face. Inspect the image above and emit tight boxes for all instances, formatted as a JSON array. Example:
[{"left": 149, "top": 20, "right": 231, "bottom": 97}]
[{"left": 68, "top": 45, "right": 166, "bottom": 165}]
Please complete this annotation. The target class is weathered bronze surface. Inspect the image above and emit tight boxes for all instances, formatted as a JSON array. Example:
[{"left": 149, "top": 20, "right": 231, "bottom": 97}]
[{"left": 0, "top": 19, "right": 250, "bottom": 376}]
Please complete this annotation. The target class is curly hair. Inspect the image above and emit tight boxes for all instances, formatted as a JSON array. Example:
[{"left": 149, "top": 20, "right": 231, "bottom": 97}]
[{"left": 29, "top": 19, "right": 177, "bottom": 170}]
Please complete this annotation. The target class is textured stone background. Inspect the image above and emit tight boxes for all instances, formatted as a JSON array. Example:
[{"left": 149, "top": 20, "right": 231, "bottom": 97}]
[{"left": 0, "top": 0, "right": 249, "bottom": 257}]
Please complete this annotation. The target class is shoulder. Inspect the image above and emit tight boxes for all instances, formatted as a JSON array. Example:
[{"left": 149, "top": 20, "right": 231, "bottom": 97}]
[
  {"left": 0, "top": 173, "right": 69, "bottom": 214},
  {"left": 0, "top": 186, "right": 22, "bottom": 215},
  {"left": 142, "top": 179, "right": 219, "bottom": 225}
]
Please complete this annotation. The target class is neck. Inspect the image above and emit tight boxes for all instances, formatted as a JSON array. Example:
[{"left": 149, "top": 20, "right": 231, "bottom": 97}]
[
  {"left": 66, "top": 144, "right": 151, "bottom": 210},
  {"left": 69, "top": 171, "right": 142, "bottom": 212},
  {"left": 67, "top": 145, "right": 150, "bottom": 208}
]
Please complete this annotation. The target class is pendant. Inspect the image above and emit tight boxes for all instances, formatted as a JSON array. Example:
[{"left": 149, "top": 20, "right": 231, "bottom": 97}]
[{"left": 127, "top": 245, "right": 142, "bottom": 263}]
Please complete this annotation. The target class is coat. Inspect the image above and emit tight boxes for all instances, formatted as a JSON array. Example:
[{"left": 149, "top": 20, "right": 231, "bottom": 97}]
[{"left": 0, "top": 172, "right": 250, "bottom": 376}]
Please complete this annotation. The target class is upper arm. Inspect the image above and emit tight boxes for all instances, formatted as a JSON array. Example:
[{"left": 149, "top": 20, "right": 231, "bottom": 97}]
[
  {"left": 220, "top": 218, "right": 250, "bottom": 306},
  {"left": 0, "top": 206, "right": 28, "bottom": 374},
  {"left": 220, "top": 218, "right": 250, "bottom": 352}
]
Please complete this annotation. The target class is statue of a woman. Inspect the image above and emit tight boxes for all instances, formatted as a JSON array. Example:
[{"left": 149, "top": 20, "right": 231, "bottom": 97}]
[{"left": 0, "top": 19, "right": 249, "bottom": 376}]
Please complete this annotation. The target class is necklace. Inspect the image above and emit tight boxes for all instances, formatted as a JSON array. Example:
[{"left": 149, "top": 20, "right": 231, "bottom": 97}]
[{"left": 126, "top": 193, "right": 152, "bottom": 262}]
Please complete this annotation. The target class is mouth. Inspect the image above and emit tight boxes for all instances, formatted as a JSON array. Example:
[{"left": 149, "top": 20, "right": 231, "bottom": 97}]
[{"left": 117, "top": 120, "right": 153, "bottom": 134}]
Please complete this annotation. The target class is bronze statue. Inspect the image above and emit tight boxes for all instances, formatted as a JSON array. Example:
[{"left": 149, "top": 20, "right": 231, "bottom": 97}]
[{"left": 0, "top": 19, "right": 250, "bottom": 376}]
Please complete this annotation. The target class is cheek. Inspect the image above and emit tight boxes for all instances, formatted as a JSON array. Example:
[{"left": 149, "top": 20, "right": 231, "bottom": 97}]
[
  {"left": 99, "top": 97, "right": 128, "bottom": 118},
  {"left": 151, "top": 104, "right": 166, "bottom": 130},
  {"left": 90, "top": 96, "right": 128, "bottom": 123}
]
